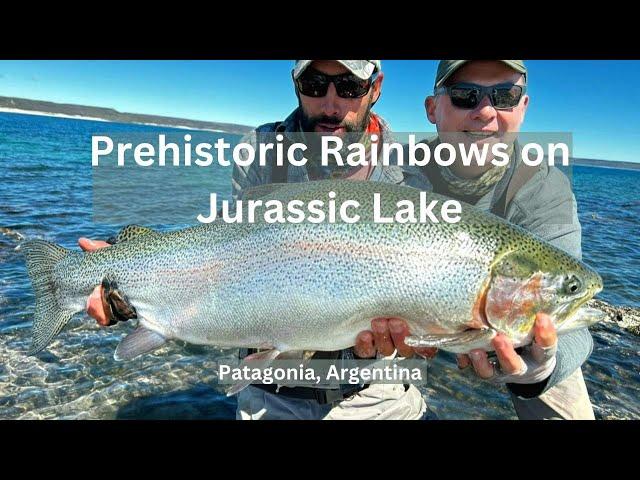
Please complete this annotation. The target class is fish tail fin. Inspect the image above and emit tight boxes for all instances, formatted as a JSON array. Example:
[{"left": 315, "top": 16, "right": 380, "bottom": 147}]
[{"left": 22, "top": 239, "right": 75, "bottom": 355}]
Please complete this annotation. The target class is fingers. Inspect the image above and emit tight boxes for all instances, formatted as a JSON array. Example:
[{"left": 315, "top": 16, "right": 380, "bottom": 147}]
[
  {"left": 468, "top": 350, "right": 495, "bottom": 379},
  {"left": 492, "top": 333, "right": 525, "bottom": 375},
  {"left": 456, "top": 354, "right": 471, "bottom": 369},
  {"left": 356, "top": 318, "right": 437, "bottom": 359},
  {"left": 371, "top": 318, "right": 396, "bottom": 357},
  {"left": 416, "top": 347, "right": 438, "bottom": 359},
  {"left": 465, "top": 322, "right": 557, "bottom": 384},
  {"left": 530, "top": 313, "right": 559, "bottom": 366},
  {"left": 388, "top": 318, "right": 414, "bottom": 358},
  {"left": 533, "top": 313, "right": 557, "bottom": 348},
  {"left": 354, "top": 330, "right": 376, "bottom": 358},
  {"left": 86, "top": 285, "right": 110, "bottom": 326},
  {"left": 79, "top": 237, "right": 114, "bottom": 328},
  {"left": 78, "top": 237, "right": 111, "bottom": 252}
]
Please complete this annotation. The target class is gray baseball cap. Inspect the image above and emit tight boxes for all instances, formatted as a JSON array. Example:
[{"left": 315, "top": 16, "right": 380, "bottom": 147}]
[
  {"left": 293, "top": 60, "right": 382, "bottom": 80},
  {"left": 435, "top": 60, "right": 527, "bottom": 88}
]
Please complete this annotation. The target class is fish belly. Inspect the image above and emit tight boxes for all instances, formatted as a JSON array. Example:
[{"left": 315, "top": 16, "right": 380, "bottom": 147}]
[{"left": 89, "top": 223, "right": 493, "bottom": 352}]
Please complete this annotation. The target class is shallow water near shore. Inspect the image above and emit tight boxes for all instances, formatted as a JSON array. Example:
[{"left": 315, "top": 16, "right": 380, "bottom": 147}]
[{"left": 1, "top": 112, "right": 638, "bottom": 419}]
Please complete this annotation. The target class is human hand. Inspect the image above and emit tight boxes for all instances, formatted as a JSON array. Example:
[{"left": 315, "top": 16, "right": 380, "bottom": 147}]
[
  {"left": 354, "top": 318, "right": 438, "bottom": 360},
  {"left": 457, "top": 313, "right": 558, "bottom": 384},
  {"left": 78, "top": 237, "right": 112, "bottom": 326}
]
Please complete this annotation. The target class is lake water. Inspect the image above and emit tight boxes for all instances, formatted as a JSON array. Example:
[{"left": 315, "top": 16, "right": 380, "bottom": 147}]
[{"left": 0, "top": 112, "right": 638, "bottom": 419}]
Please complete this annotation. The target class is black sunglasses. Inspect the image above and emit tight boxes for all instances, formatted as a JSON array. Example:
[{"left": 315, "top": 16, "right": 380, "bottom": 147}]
[
  {"left": 295, "top": 67, "right": 377, "bottom": 99},
  {"left": 435, "top": 82, "right": 527, "bottom": 110}
]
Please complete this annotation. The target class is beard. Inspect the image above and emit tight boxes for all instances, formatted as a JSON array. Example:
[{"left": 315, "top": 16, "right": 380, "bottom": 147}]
[
  {"left": 298, "top": 92, "right": 373, "bottom": 133},
  {"left": 297, "top": 96, "right": 374, "bottom": 159},
  {"left": 299, "top": 110, "right": 371, "bottom": 133}
]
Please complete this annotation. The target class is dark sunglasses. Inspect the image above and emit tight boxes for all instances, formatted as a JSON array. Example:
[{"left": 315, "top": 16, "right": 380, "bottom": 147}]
[
  {"left": 295, "top": 67, "right": 377, "bottom": 99},
  {"left": 435, "top": 82, "right": 527, "bottom": 110}
]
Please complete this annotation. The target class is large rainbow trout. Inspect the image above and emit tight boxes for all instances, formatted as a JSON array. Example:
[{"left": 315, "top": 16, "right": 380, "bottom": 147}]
[{"left": 22, "top": 180, "right": 604, "bottom": 380}]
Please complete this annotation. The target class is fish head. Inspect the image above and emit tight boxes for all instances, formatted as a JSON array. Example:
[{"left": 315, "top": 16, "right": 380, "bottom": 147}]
[{"left": 484, "top": 244, "right": 604, "bottom": 347}]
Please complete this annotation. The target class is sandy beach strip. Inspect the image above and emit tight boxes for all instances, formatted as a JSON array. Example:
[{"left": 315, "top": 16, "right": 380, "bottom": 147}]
[
  {"left": 0, "top": 107, "right": 110, "bottom": 122},
  {"left": 0, "top": 107, "right": 229, "bottom": 134}
]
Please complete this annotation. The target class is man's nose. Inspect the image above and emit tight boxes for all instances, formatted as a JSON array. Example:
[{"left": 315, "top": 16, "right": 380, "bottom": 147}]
[
  {"left": 470, "top": 95, "right": 497, "bottom": 122},
  {"left": 319, "top": 82, "right": 341, "bottom": 117}
]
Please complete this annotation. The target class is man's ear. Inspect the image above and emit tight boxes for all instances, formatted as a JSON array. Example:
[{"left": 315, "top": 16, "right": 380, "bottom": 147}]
[
  {"left": 522, "top": 94, "right": 530, "bottom": 115},
  {"left": 514, "top": 94, "right": 530, "bottom": 130},
  {"left": 371, "top": 72, "right": 384, "bottom": 106},
  {"left": 425, "top": 95, "right": 437, "bottom": 124}
]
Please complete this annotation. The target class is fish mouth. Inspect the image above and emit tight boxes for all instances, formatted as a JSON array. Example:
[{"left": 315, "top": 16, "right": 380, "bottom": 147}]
[
  {"left": 554, "top": 286, "right": 602, "bottom": 328},
  {"left": 559, "top": 305, "right": 607, "bottom": 330}
]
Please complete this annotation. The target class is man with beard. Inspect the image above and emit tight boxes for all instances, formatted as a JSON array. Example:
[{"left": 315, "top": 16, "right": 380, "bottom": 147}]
[{"left": 227, "top": 60, "right": 434, "bottom": 419}]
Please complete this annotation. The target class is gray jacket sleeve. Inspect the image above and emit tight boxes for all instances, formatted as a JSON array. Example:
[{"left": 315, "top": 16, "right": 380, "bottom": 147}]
[{"left": 505, "top": 166, "right": 594, "bottom": 399}]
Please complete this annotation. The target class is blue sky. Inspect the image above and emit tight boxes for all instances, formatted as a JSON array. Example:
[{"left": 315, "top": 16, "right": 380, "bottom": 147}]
[{"left": 1, "top": 60, "right": 639, "bottom": 163}]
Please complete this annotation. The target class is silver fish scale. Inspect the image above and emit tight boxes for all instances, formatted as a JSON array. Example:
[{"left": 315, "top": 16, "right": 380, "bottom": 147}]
[{"left": 51, "top": 219, "right": 494, "bottom": 352}]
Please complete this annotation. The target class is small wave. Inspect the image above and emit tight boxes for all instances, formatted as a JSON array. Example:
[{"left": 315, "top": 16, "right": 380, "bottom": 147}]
[{"left": 11, "top": 165, "right": 52, "bottom": 173}]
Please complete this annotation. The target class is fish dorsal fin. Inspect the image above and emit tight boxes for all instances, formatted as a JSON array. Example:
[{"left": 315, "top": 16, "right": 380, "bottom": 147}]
[
  {"left": 114, "top": 326, "right": 167, "bottom": 361},
  {"left": 114, "top": 225, "right": 161, "bottom": 244},
  {"left": 242, "top": 183, "right": 290, "bottom": 201}
]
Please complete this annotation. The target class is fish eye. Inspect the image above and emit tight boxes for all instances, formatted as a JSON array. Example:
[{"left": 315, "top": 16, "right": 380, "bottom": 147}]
[{"left": 563, "top": 275, "right": 582, "bottom": 295}]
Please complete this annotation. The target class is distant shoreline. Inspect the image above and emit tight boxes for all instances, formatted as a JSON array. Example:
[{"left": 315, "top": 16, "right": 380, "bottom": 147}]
[
  {"left": 574, "top": 163, "right": 640, "bottom": 173},
  {"left": 570, "top": 158, "right": 640, "bottom": 172},
  {"left": 0, "top": 107, "right": 111, "bottom": 123},
  {"left": 0, "top": 95, "right": 254, "bottom": 135},
  {"left": 0, "top": 107, "right": 229, "bottom": 134}
]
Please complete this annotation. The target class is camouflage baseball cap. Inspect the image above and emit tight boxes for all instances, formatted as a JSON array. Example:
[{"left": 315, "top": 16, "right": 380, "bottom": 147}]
[
  {"left": 434, "top": 60, "right": 527, "bottom": 88},
  {"left": 293, "top": 60, "right": 382, "bottom": 80}
]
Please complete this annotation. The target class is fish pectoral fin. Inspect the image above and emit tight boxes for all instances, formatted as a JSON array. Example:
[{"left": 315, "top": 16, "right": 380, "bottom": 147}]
[
  {"left": 114, "top": 326, "right": 167, "bottom": 361},
  {"left": 405, "top": 329, "right": 497, "bottom": 354},
  {"left": 225, "top": 348, "right": 281, "bottom": 397},
  {"left": 557, "top": 307, "right": 607, "bottom": 333},
  {"left": 108, "top": 225, "right": 161, "bottom": 245}
]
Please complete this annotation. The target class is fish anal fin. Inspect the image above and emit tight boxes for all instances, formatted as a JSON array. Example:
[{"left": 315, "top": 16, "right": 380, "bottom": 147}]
[{"left": 114, "top": 327, "right": 167, "bottom": 361}]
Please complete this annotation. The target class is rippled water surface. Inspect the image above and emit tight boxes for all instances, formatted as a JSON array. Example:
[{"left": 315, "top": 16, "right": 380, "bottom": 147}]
[{"left": 1, "top": 112, "right": 638, "bottom": 419}]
